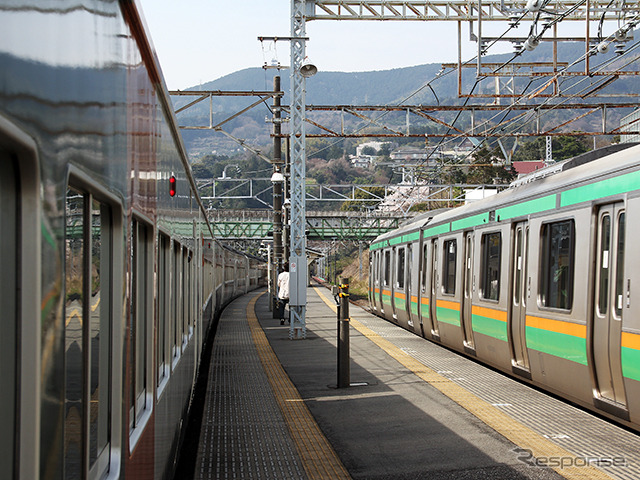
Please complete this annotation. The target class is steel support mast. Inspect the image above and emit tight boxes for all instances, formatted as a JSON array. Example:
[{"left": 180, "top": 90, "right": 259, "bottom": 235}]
[{"left": 289, "top": 0, "right": 310, "bottom": 339}]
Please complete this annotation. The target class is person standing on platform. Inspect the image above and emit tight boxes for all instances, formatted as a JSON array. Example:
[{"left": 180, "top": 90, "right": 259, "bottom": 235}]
[{"left": 277, "top": 263, "right": 290, "bottom": 325}]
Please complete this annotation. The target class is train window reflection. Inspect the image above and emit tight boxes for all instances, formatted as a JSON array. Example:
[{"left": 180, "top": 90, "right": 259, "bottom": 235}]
[
  {"left": 173, "top": 242, "right": 181, "bottom": 363},
  {"left": 64, "top": 187, "right": 112, "bottom": 478},
  {"left": 0, "top": 156, "right": 17, "bottom": 480},
  {"left": 481, "top": 232, "right": 501, "bottom": 301},
  {"left": 540, "top": 220, "right": 575, "bottom": 310},
  {"left": 158, "top": 233, "right": 170, "bottom": 387},
  {"left": 131, "top": 218, "right": 151, "bottom": 427}
]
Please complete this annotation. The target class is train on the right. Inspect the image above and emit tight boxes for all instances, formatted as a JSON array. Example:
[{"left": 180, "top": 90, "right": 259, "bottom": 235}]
[{"left": 369, "top": 142, "right": 640, "bottom": 430}]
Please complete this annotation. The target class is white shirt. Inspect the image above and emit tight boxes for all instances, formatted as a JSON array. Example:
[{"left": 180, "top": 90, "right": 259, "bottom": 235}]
[{"left": 277, "top": 271, "right": 290, "bottom": 300}]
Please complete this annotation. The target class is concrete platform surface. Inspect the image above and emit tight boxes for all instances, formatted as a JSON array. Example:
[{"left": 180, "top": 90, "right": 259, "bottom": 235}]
[{"left": 192, "top": 285, "right": 640, "bottom": 480}]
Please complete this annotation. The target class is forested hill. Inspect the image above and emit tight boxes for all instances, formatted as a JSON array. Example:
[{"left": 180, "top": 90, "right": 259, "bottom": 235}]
[{"left": 173, "top": 42, "right": 638, "bottom": 157}]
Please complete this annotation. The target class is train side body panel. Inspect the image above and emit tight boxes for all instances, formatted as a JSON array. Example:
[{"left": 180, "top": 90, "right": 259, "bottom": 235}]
[{"left": 0, "top": 3, "right": 266, "bottom": 480}]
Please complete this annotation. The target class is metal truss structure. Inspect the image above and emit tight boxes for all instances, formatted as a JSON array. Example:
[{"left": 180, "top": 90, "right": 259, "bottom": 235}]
[
  {"left": 296, "top": 102, "right": 640, "bottom": 139},
  {"left": 204, "top": 184, "right": 506, "bottom": 239},
  {"left": 308, "top": 1, "right": 640, "bottom": 96},
  {"left": 201, "top": 179, "right": 504, "bottom": 206},
  {"left": 208, "top": 209, "right": 404, "bottom": 240},
  {"left": 289, "top": 0, "right": 309, "bottom": 338},
  {"left": 308, "top": 0, "right": 625, "bottom": 22},
  {"left": 170, "top": 89, "right": 283, "bottom": 163}
]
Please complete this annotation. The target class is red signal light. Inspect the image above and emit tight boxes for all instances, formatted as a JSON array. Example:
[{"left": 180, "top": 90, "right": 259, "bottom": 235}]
[{"left": 169, "top": 175, "right": 176, "bottom": 197}]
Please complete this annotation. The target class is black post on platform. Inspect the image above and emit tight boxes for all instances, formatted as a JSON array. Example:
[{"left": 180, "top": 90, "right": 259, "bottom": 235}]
[
  {"left": 337, "top": 277, "right": 350, "bottom": 388},
  {"left": 272, "top": 75, "right": 283, "bottom": 319}
]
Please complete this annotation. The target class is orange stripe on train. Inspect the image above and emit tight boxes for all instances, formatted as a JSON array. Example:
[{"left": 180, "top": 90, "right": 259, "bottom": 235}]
[
  {"left": 471, "top": 305, "right": 507, "bottom": 322},
  {"left": 436, "top": 299, "right": 460, "bottom": 311},
  {"left": 526, "top": 315, "right": 586, "bottom": 338}
]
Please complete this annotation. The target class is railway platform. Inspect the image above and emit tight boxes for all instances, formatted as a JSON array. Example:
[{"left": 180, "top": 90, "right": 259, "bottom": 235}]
[{"left": 188, "top": 284, "right": 640, "bottom": 480}]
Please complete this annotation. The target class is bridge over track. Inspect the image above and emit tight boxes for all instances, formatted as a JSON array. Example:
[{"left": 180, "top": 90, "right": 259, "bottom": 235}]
[{"left": 208, "top": 209, "right": 409, "bottom": 240}]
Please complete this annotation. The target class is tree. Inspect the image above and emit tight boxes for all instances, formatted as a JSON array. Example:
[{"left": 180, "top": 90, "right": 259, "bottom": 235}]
[
  {"left": 512, "top": 136, "right": 589, "bottom": 162},
  {"left": 361, "top": 145, "right": 377, "bottom": 156},
  {"left": 466, "top": 146, "right": 515, "bottom": 185},
  {"left": 340, "top": 186, "right": 387, "bottom": 211}
]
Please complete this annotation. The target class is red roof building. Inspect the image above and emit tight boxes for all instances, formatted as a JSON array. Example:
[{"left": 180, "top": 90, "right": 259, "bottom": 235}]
[{"left": 512, "top": 161, "right": 545, "bottom": 175}]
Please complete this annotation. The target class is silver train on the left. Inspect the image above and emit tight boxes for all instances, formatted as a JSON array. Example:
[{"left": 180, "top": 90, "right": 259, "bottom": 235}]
[{"left": 0, "top": 2, "right": 266, "bottom": 479}]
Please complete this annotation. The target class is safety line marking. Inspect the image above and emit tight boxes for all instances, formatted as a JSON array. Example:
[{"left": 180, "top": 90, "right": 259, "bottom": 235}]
[
  {"left": 312, "top": 286, "right": 617, "bottom": 480},
  {"left": 246, "top": 292, "right": 351, "bottom": 480}
]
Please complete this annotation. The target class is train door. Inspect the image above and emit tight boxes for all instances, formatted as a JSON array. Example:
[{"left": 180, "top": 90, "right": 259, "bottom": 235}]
[
  {"left": 429, "top": 240, "right": 440, "bottom": 337},
  {"left": 406, "top": 244, "right": 414, "bottom": 326},
  {"left": 418, "top": 241, "right": 428, "bottom": 336},
  {"left": 369, "top": 251, "right": 375, "bottom": 308},
  {"left": 509, "top": 222, "right": 530, "bottom": 375},
  {"left": 592, "top": 204, "right": 627, "bottom": 407},
  {"left": 462, "top": 232, "right": 475, "bottom": 351},
  {"left": 392, "top": 246, "right": 403, "bottom": 320},
  {"left": 377, "top": 250, "right": 384, "bottom": 312},
  {"left": 383, "top": 249, "right": 392, "bottom": 315}
]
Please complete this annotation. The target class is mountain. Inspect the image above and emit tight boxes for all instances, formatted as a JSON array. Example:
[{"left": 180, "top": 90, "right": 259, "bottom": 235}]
[{"left": 173, "top": 42, "right": 639, "bottom": 158}]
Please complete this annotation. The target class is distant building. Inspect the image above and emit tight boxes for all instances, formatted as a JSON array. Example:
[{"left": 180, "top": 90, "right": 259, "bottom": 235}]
[
  {"left": 349, "top": 154, "right": 374, "bottom": 169},
  {"left": 512, "top": 161, "right": 545, "bottom": 176},
  {"left": 621, "top": 109, "right": 640, "bottom": 143},
  {"left": 390, "top": 146, "right": 433, "bottom": 161}
]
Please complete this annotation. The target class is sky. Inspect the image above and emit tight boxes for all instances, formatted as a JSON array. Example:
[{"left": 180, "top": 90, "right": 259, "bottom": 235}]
[{"left": 138, "top": 0, "right": 472, "bottom": 91}]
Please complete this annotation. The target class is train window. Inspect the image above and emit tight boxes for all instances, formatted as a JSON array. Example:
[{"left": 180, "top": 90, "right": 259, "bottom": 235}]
[
  {"left": 0, "top": 156, "right": 17, "bottom": 480},
  {"left": 131, "top": 218, "right": 152, "bottom": 430},
  {"left": 172, "top": 242, "right": 181, "bottom": 364},
  {"left": 183, "top": 248, "right": 190, "bottom": 343},
  {"left": 384, "top": 250, "right": 391, "bottom": 287},
  {"left": 614, "top": 213, "right": 626, "bottom": 318},
  {"left": 442, "top": 239, "right": 457, "bottom": 295},
  {"left": 64, "top": 187, "right": 113, "bottom": 478},
  {"left": 481, "top": 232, "right": 501, "bottom": 301},
  {"left": 432, "top": 241, "right": 438, "bottom": 294},
  {"left": 421, "top": 243, "right": 428, "bottom": 293},
  {"left": 157, "top": 233, "right": 170, "bottom": 390},
  {"left": 540, "top": 220, "right": 575, "bottom": 310},
  {"left": 397, "top": 247, "right": 405, "bottom": 289},
  {"left": 598, "top": 215, "right": 611, "bottom": 315}
]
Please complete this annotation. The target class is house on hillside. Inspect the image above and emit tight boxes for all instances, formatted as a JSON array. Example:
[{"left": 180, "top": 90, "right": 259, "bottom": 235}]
[
  {"left": 512, "top": 161, "right": 546, "bottom": 176},
  {"left": 390, "top": 146, "right": 434, "bottom": 161},
  {"left": 349, "top": 154, "right": 375, "bottom": 169}
]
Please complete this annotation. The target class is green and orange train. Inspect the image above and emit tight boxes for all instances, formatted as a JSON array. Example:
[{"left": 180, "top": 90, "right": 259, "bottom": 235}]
[{"left": 370, "top": 143, "right": 640, "bottom": 430}]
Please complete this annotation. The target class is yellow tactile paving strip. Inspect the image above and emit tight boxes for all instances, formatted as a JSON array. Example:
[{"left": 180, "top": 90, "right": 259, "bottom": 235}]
[
  {"left": 246, "top": 292, "right": 351, "bottom": 480},
  {"left": 313, "top": 286, "right": 616, "bottom": 480}
]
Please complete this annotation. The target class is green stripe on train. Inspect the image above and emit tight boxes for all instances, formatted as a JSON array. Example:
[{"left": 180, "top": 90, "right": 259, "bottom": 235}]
[
  {"left": 424, "top": 223, "right": 450, "bottom": 238},
  {"left": 561, "top": 170, "right": 640, "bottom": 207},
  {"left": 411, "top": 300, "right": 419, "bottom": 316},
  {"left": 622, "top": 347, "right": 640, "bottom": 383},
  {"left": 496, "top": 195, "right": 556, "bottom": 221},
  {"left": 451, "top": 212, "right": 490, "bottom": 232},
  {"left": 525, "top": 326, "right": 587, "bottom": 365},
  {"left": 436, "top": 306, "right": 460, "bottom": 326},
  {"left": 472, "top": 314, "right": 507, "bottom": 342}
]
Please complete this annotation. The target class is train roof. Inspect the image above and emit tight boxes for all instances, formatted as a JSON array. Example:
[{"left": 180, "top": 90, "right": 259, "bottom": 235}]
[{"left": 371, "top": 142, "right": 640, "bottom": 248}]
